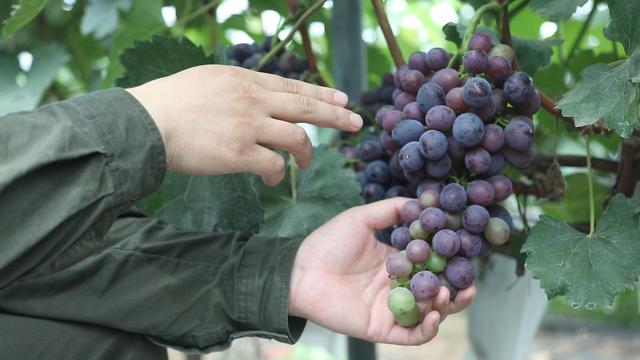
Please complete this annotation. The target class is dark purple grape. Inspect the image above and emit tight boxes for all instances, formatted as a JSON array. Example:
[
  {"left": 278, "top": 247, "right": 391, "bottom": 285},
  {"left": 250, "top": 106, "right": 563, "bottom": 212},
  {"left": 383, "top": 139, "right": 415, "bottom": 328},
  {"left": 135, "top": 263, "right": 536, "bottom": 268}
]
[
  {"left": 389, "top": 153, "right": 404, "bottom": 179},
  {"left": 375, "top": 227, "right": 393, "bottom": 245},
  {"left": 471, "top": 100, "right": 497, "bottom": 122},
  {"left": 487, "top": 175, "right": 513, "bottom": 201},
  {"left": 445, "top": 256, "right": 476, "bottom": 289},
  {"left": 425, "top": 48, "right": 451, "bottom": 71},
  {"left": 416, "top": 179, "right": 444, "bottom": 197},
  {"left": 410, "top": 219, "right": 430, "bottom": 240},
  {"left": 457, "top": 229, "right": 483, "bottom": 257},
  {"left": 406, "top": 239, "right": 431, "bottom": 263},
  {"left": 387, "top": 252, "right": 414, "bottom": 278},
  {"left": 399, "top": 141, "right": 425, "bottom": 172},
  {"left": 386, "top": 185, "right": 408, "bottom": 198},
  {"left": 452, "top": 113, "right": 485, "bottom": 148},
  {"left": 230, "top": 43, "right": 254, "bottom": 63},
  {"left": 378, "top": 85, "right": 396, "bottom": 103},
  {"left": 392, "top": 120, "right": 425, "bottom": 146},
  {"left": 504, "top": 120, "right": 533, "bottom": 151},
  {"left": 403, "top": 167, "right": 426, "bottom": 183},
  {"left": 394, "top": 91, "right": 417, "bottom": 110},
  {"left": 489, "top": 44, "right": 515, "bottom": 63},
  {"left": 366, "top": 160, "right": 391, "bottom": 185},
  {"left": 408, "top": 51, "right": 429, "bottom": 74},
  {"left": 463, "top": 77, "right": 492, "bottom": 108},
  {"left": 478, "top": 237, "right": 492, "bottom": 256},
  {"left": 492, "top": 89, "right": 506, "bottom": 116},
  {"left": 420, "top": 207, "right": 447, "bottom": 233},
  {"left": 419, "top": 130, "right": 448, "bottom": 160},
  {"left": 355, "top": 139, "right": 384, "bottom": 161},
  {"left": 356, "top": 171, "right": 367, "bottom": 189},
  {"left": 438, "top": 274, "right": 458, "bottom": 300},
  {"left": 419, "top": 189, "right": 440, "bottom": 208},
  {"left": 484, "top": 217, "right": 510, "bottom": 245},
  {"left": 360, "top": 90, "right": 379, "bottom": 105},
  {"left": 487, "top": 56, "right": 513, "bottom": 82},
  {"left": 445, "top": 87, "right": 469, "bottom": 113},
  {"left": 382, "top": 73, "right": 395, "bottom": 86},
  {"left": 513, "top": 90, "right": 542, "bottom": 116},
  {"left": 484, "top": 152, "right": 505, "bottom": 177},
  {"left": 425, "top": 105, "right": 456, "bottom": 131},
  {"left": 391, "top": 226, "right": 413, "bottom": 250},
  {"left": 503, "top": 72, "right": 535, "bottom": 105},
  {"left": 380, "top": 131, "right": 399, "bottom": 152},
  {"left": 401, "top": 70, "right": 426, "bottom": 94},
  {"left": 401, "top": 200, "right": 423, "bottom": 223},
  {"left": 242, "top": 53, "right": 263, "bottom": 69},
  {"left": 411, "top": 271, "right": 440, "bottom": 300},
  {"left": 433, "top": 229, "right": 461, "bottom": 258},
  {"left": 394, "top": 65, "right": 409, "bottom": 89},
  {"left": 462, "top": 204, "right": 490, "bottom": 234},
  {"left": 382, "top": 110, "right": 406, "bottom": 133},
  {"left": 392, "top": 88, "right": 402, "bottom": 101},
  {"left": 463, "top": 49, "right": 489, "bottom": 74},
  {"left": 502, "top": 147, "right": 533, "bottom": 168},
  {"left": 509, "top": 115, "right": 535, "bottom": 130},
  {"left": 425, "top": 154, "right": 452, "bottom": 178},
  {"left": 375, "top": 105, "right": 394, "bottom": 125},
  {"left": 487, "top": 204, "right": 514, "bottom": 229},
  {"left": 465, "top": 148, "right": 491, "bottom": 174},
  {"left": 431, "top": 68, "right": 462, "bottom": 92},
  {"left": 402, "top": 102, "right": 425, "bottom": 122},
  {"left": 363, "top": 183, "right": 385, "bottom": 203},
  {"left": 416, "top": 82, "right": 446, "bottom": 113},
  {"left": 466, "top": 180, "right": 496, "bottom": 206},
  {"left": 447, "top": 134, "right": 466, "bottom": 161},
  {"left": 440, "top": 183, "right": 467, "bottom": 213},
  {"left": 445, "top": 211, "right": 463, "bottom": 230},
  {"left": 469, "top": 31, "right": 493, "bottom": 53},
  {"left": 481, "top": 124, "right": 505, "bottom": 152}
]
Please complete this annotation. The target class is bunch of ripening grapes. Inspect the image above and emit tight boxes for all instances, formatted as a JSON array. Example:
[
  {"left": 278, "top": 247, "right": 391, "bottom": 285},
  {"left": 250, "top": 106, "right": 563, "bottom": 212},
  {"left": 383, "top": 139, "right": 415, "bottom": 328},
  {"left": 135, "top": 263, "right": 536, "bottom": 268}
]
[
  {"left": 349, "top": 31, "right": 537, "bottom": 327},
  {"left": 227, "top": 36, "right": 308, "bottom": 79}
]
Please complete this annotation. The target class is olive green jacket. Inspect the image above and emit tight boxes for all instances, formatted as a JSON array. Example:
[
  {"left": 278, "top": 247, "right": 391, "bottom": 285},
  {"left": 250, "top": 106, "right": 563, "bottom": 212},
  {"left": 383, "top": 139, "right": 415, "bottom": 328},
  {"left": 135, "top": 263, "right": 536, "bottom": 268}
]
[{"left": 0, "top": 88, "right": 306, "bottom": 354}]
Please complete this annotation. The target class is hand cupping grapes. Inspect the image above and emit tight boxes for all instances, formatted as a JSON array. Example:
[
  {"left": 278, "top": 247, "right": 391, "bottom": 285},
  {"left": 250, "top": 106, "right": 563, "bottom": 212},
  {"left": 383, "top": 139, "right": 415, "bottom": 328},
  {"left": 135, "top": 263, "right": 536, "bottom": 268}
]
[{"left": 346, "top": 31, "right": 538, "bottom": 327}]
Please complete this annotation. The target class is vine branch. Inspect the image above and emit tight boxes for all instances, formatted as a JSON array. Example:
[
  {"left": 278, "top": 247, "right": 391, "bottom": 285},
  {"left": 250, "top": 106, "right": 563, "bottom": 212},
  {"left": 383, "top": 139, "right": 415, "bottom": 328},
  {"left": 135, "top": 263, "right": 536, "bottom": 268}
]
[
  {"left": 371, "top": 0, "right": 405, "bottom": 68},
  {"left": 287, "top": 0, "right": 328, "bottom": 86}
]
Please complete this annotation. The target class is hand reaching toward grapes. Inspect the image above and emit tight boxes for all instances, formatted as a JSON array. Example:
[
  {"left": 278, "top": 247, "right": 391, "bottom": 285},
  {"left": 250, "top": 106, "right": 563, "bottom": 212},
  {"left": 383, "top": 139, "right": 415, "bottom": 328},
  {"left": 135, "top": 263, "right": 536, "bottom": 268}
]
[
  {"left": 126, "top": 65, "right": 362, "bottom": 185},
  {"left": 288, "top": 198, "right": 476, "bottom": 345}
]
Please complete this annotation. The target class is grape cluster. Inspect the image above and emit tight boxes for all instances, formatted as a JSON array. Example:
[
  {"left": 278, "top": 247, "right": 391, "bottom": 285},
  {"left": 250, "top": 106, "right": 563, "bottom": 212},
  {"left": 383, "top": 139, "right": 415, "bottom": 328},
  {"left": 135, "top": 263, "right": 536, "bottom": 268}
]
[
  {"left": 227, "top": 36, "right": 309, "bottom": 79},
  {"left": 349, "top": 32, "right": 539, "bottom": 327}
]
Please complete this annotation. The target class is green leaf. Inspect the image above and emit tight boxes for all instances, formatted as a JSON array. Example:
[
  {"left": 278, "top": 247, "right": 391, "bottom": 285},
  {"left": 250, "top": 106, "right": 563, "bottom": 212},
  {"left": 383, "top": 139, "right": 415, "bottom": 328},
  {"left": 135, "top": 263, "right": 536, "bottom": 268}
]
[
  {"left": 540, "top": 173, "right": 608, "bottom": 223},
  {"left": 523, "top": 194, "right": 640, "bottom": 308},
  {"left": 81, "top": 0, "right": 132, "bottom": 39},
  {"left": 557, "top": 49, "right": 640, "bottom": 137},
  {"left": 530, "top": 0, "right": 588, "bottom": 21},
  {"left": 513, "top": 37, "right": 560, "bottom": 76},
  {"left": 604, "top": 0, "right": 640, "bottom": 55},
  {"left": 2, "top": 0, "right": 48, "bottom": 38},
  {"left": 138, "top": 173, "right": 263, "bottom": 234},
  {"left": 258, "top": 146, "right": 364, "bottom": 238},
  {"left": 0, "top": 43, "right": 69, "bottom": 116},
  {"left": 117, "top": 35, "right": 216, "bottom": 87},
  {"left": 442, "top": 22, "right": 463, "bottom": 47}
]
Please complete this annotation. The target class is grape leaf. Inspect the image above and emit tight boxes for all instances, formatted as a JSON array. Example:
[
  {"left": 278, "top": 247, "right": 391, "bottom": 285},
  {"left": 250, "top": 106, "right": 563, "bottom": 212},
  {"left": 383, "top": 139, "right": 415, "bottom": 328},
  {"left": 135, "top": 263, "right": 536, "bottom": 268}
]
[
  {"left": 258, "top": 146, "right": 364, "bottom": 238},
  {"left": 604, "top": 0, "right": 640, "bottom": 55},
  {"left": 138, "top": 173, "right": 263, "bottom": 234},
  {"left": 2, "top": 0, "right": 47, "bottom": 38},
  {"left": 557, "top": 49, "right": 640, "bottom": 137},
  {"left": 81, "top": 0, "right": 132, "bottom": 39},
  {"left": 523, "top": 194, "right": 640, "bottom": 308},
  {"left": 513, "top": 37, "right": 560, "bottom": 76},
  {"left": 530, "top": 0, "right": 588, "bottom": 21}
]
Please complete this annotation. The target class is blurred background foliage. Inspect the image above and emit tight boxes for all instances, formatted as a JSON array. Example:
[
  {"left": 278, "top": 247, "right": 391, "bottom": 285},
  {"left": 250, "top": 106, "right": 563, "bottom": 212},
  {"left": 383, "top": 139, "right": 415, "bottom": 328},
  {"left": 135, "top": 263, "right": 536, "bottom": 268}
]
[{"left": 1, "top": 0, "right": 638, "bottom": 325}]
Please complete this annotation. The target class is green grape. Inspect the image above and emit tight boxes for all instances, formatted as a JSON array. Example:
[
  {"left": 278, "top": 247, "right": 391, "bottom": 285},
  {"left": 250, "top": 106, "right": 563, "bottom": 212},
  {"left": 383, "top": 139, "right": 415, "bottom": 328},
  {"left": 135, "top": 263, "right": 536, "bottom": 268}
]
[
  {"left": 409, "top": 220, "right": 430, "bottom": 240},
  {"left": 387, "top": 287, "right": 416, "bottom": 315},
  {"left": 425, "top": 252, "right": 447, "bottom": 273},
  {"left": 394, "top": 304, "right": 420, "bottom": 327}
]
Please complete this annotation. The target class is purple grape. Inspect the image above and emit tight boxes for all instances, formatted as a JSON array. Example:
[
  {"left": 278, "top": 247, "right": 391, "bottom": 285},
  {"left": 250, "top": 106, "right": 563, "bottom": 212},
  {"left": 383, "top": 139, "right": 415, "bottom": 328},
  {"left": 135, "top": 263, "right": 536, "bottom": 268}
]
[
  {"left": 375, "top": 105, "right": 394, "bottom": 125},
  {"left": 408, "top": 51, "right": 429, "bottom": 74},
  {"left": 463, "top": 49, "right": 489, "bottom": 74},
  {"left": 463, "top": 77, "right": 492, "bottom": 108},
  {"left": 230, "top": 43, "right": 254, "bottom": 63},
  {"left": 401, "top": 200, "right": 423, "bottom": 223},
  {"left": 416, "top": 179, "right": 444, "bottom": 197},
  {"left": 489, "top": 44, "right": 515, "bottom": 63},
  {"left": 403, "top": 167, "right": 426, "bottom": 183},
  {"left": 431, "top": 68, "right": 462, "bottom": 92},
  {"left": 386, "top": 185, "right": 408, "bottom": 198},
  {"left": 469, "top": 31, "right": 493, "bottom": 53},
  {"left": 394, "top": 91, "right": 417, "bottom": 110},
  {"left": 425, "top": 48, "right": 451, "bottom": 71},
  {"left": 425, "top": 154, "right": 452, "bottom": 178},
  {"left": 410, "top": 271, "right": 441, "bottom": 300},
  {"left": 416, "top": 82, "right": 446, "bottom": 113},
  {"left": 452, "top": 113, "right": 485, "bottom": 148},
  {"left": 478, "top": 237, "right": 493, "bottom": 256},
  {"left": 513, "top": 90, "right": 541, "bottom": 116},
  {"left": 363, "top": 183, "right": 385, "bottom": 203},
  {"left": 503, "top": 72, "right": 535, "bottom": 105},
  {"left": 355, "top": 139, "right": 384, "bottom": 161},
  {"left": 440, "top": 183, "right": 467, "bottom": 213},
  {"left": 419, "top": 189, "right": 440, "bottom": 208},
  {"left": 410, "top": 219, "right": 430, "bottom": 240},
  {"left": 394, "top": 65, "right": 409, "bottom": 89},
  {"left": 387, "top": 252, "right": 414, "bottom": 278},
  {"left": 484, "top": 152, "right": 505, "bottom": 177},
  {"left": 462, "top": 205, "right": 490, "bottom": 234},
  {"left": 492, "top": 89, "right": 507, "bottom": 116},
  {"left": 466, "top": 180, "right": 496, "bottom": 206},
  {"left": 445, "top": 256, "right": 476, "bottom": 289},
  {"left": 487, "top": 204, "right": 514, "bottom": 229},
  {"left": 378, "top": 85, "right": 395, "bottom": 103},
  {"left": 401, "top": 70, "right": 426, "bottom": 94},
  {"left": 481, "top": 124, "right": 505, "bottom": 152},
  {"left": 433, "top": 229, "right": 461, "bottom": 258},
  {"left": 438, "top": 274, "right": 458, "bottom": 300},
  {"left": 447, "top": 134, "right": 466, "bottom": 161},
  {"left": 487, "top": 175, "right": 513, "bottom": 201},
  {"left": 389, "top": 153, "right": 404, "bottom": 179},
  {"left": 487, "top": 56, "right": 513, "bottom": 82},
  {"left": 457, "top": 229, "right": 483, "bottom": 257},
  {"left": 382, "top": 72, "right": 395, "bottom": 86},
  {"left": 356, "top": 171, "right": 367, "bottom": 189},
  {"left": 445, "top": 211, "right": 463, "bottom": 230},
  {"left": 419, "top": 130, "right": 448, "bottom": 160},
  {"left": 426, "top": 105, "right": 456, "bottom": 131},
  {"left": 420, "top": 207, "right": 447, "bottom": 233},
  {"left": 392, "top": 88, "right": 402, "bottom": 101},
  {"left": 392, "top": 119, "right": 425, "bottom": 147},
  {"left": 465, "top": 147, "right": 492, "bottom": 174},
  {"left": 445, "top": 87, "right": 469, "bottom": 113},
  {"left": 380, "top": 131, "right": 399, "bottom": 152},
  {"left": 509, "top": 115, "right": 535, "bottom": 130},
  {"left": 471, "top": 100, "right": 497, "bottom": 122},
  {"left": 406, "top": 239, "right": 431, "bottom": 263},
  {"left": 382, "top": 110, "right": 406, "bottom": 133},
  {"left": 366, "top": 160, "right": 391, "bottom": 185},
  {"left": 504, "top": 120, "right": 534, "bottom": 151},
  {"left": 398, "top": 141, "right": 424, "bottom": 172},
  {"left": 502, "top": 147, "right": 533, "bottom": 168},
  {"left": 484, "top": 217, "right": 510, "bottom": 245},
  {"left": 403, "top": 102, "right": 426, "bottom": 122},
  {"left": 391, "top": 227, "right": 413, "bottom": 250},
  {"left": 360, "top": 90, "right": 379, "bottom": 105}
]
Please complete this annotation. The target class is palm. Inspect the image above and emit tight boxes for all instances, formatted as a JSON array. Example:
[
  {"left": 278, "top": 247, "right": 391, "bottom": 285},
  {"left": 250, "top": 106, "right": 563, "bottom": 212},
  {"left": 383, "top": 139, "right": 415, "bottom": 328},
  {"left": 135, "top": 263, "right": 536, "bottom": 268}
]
[{"left": 289, "top": 198, "right": 476, "bottom": 345}]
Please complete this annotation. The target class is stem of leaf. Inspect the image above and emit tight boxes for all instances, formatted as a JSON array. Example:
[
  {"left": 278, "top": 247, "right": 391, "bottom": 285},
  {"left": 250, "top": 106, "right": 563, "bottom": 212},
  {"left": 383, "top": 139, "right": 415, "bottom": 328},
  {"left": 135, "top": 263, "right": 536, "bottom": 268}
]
[
  {"left": 289, "top": 154, "right": 298, "bottom": 202},
  {"left": 564, "top": 4, "right": 597, "bottom": 64},
  {"left": 176, "top": 0, "right": 223, "bottom": 28},
  {"left": 254, "top": 0, "right": 326, "bottom": 71},
  {"left": 586, "top": 133, "right": 595, "bottom": 235}
]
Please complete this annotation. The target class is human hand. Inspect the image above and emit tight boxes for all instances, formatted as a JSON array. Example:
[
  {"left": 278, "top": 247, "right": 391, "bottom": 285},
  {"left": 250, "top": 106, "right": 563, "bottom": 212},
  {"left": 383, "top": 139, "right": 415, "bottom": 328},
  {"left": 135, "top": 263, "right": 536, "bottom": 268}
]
[
  {"left": 288, "top": 198, "right": 476, "bottom": 345},
  {"left": 126, "top": 65, "right": 362, "bottom": 185}
]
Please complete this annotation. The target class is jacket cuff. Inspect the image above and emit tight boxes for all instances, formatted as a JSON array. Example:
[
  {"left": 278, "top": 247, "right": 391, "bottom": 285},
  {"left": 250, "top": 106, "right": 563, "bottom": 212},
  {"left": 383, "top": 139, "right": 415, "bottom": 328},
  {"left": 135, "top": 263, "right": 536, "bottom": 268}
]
[{"left": 69, "top": 88, "right": 166, "bottom": 209}]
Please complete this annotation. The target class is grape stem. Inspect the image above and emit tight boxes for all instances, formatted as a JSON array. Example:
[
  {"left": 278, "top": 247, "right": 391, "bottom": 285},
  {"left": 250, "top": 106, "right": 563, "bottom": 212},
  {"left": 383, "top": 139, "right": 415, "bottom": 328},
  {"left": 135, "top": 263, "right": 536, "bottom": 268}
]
[
  {"left": 448, "top": 2, "right": 501, "bottom": 68},
  {"left": 586, "top": 133, "right": 595, "bottom": 235},
  {"left": 254, "top": 0, "right": 326, "bottom": 72},
  {"left": 289, "top": 154, "right": 298, "bottom": 202},
  {"left": 175, "top": 0, "right": 223, "bottom": 28}
]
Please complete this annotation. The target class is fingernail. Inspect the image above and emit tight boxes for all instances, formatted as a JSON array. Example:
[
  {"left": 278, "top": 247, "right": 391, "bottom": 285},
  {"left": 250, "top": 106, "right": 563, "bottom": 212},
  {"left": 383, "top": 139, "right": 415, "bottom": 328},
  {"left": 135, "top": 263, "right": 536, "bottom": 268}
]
[
  {"left": 334, "top": 91, "right": 348, "bottom": 104},
  {"left": 350, "top": 113, "right": 363, "bottom": 129}
]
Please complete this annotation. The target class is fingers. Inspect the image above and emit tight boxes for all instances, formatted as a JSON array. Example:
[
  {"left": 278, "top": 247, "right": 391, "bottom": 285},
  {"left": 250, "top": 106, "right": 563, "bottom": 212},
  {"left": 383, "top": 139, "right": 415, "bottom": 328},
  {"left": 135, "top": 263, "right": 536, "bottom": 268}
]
[
  {"left": 252, "top": 71, "right": 349, "bottom": 106},
  {"left": 255, "top": 119, "right": 313, "bottom": 169},
  {"left": 447, "top": 285, "right": 476, "bottom": 314},
  {"left": 244, "top": 145, "right": 287, "bottom": 186},
  {"left": 431, "top": 287, "right": 452, "bottom": 322},
  {"left": 351, "top": 197, "right": 412, "bottom": 230},
  {"left": 265, "top": 92, "right": 363, "bottom": 132}
]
